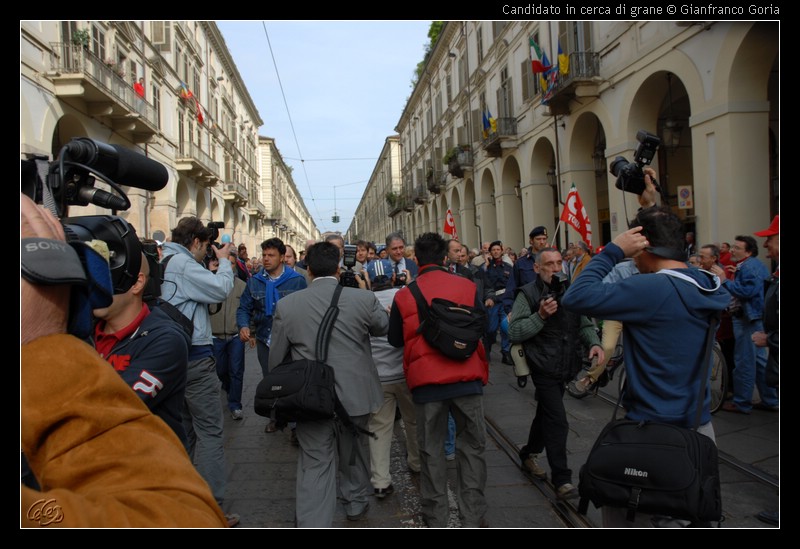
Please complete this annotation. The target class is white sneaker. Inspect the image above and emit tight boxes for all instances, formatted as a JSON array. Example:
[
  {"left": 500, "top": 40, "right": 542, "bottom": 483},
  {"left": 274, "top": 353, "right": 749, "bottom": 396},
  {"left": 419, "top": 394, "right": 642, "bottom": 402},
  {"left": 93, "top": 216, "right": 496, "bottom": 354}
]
[{"left": 231, "top": 409, "right": 243, "bottom": 420}]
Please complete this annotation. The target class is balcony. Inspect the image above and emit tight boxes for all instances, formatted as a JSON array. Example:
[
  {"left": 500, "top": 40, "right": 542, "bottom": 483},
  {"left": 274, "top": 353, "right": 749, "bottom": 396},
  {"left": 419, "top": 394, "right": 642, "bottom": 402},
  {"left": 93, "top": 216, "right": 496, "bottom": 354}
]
[
  {"left": 413, "top": 184, "right": 428, "bottom": 204},
  {"left": 47, "top": 43, "right": 158, "bottom": 142},
  {"left": 481, "top": 118, "right": 518, "bottom": 158},
  {"left": 426, "top": 170, "right": 443, "bottom": 194},
  {"left": 223, "top": 180, "right": 248, "bottom": 206},
  {"left": 444, "top": 147, "right": 473, "bottom": 179},
  {"left": 247, "top": 197, "right": 267, "bottom": 219},
  {"left": 544, "top": 52, "right": 601, "bottom": 115},
  {"left": 176, "top": 141, "right": 219, "bottom": 186}
]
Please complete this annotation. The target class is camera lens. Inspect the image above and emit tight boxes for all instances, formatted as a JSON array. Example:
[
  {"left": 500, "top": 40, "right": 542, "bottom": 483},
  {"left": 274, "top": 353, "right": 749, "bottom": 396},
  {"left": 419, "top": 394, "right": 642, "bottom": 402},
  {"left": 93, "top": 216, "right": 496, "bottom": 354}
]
[{"left": 609, "top": 156, "right": 629, "bottom": 177}]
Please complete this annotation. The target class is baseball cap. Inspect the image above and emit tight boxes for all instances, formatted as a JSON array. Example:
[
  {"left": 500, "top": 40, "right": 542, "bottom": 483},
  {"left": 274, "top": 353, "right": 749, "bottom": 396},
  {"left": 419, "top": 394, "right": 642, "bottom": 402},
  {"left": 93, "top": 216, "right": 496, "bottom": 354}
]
[
  {"left": 530, "top": 226, "right": 548, "bottom": 238},
  {"left": 754, "top": 215, "right": 779, "bottom": 237},
  {"left": 366, "top": 259, "right": 394, "bottom": 285}
]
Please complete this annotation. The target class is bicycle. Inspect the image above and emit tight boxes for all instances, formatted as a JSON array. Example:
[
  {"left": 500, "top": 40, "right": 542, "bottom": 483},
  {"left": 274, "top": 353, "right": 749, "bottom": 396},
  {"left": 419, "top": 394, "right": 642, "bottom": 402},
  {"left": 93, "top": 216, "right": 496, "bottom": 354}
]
[{"left": 567, "top": 340, "right": 728, "bottom": 414}]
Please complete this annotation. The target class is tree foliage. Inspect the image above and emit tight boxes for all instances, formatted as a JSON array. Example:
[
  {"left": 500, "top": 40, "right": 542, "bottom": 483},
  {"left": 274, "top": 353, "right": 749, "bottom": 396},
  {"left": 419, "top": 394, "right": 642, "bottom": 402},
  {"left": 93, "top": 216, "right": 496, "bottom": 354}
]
[{"left": 411, "top": 21, "right": 445, "bottom": 88}]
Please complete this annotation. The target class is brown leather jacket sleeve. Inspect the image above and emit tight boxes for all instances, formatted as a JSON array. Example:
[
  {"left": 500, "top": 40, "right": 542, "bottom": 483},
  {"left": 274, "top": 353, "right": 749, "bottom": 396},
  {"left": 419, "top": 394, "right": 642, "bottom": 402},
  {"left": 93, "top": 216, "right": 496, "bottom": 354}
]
[{"left": 21, "top": 334, "right": 227, "bottom": 528}]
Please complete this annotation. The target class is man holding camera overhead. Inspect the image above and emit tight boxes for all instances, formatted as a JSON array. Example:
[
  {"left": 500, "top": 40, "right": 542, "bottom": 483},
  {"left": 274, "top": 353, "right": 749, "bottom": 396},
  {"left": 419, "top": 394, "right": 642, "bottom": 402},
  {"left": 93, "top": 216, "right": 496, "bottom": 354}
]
[
  {"left": 162, "top": 217, "right": 238, "bottom": 526},
  {"left": 508, "top": 248, "right": 603, "bottom": 501}
]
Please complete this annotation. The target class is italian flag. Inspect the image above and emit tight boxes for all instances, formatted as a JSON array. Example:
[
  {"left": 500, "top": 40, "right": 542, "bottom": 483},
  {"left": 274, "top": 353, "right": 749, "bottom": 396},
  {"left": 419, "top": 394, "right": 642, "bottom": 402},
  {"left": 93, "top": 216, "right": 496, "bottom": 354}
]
[{"left": 530, "top": 38, "right": 551, "bottom": 74}]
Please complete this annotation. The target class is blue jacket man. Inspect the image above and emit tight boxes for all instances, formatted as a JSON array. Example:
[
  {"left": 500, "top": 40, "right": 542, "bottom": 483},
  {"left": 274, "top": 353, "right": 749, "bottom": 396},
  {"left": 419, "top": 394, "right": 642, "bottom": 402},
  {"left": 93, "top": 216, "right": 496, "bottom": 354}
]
[
  {"left": 710, "top": 235, "right": 775, "bottom": 414},
  {"left": 237, "top": 238, "right": 307, "bottom": 378}
]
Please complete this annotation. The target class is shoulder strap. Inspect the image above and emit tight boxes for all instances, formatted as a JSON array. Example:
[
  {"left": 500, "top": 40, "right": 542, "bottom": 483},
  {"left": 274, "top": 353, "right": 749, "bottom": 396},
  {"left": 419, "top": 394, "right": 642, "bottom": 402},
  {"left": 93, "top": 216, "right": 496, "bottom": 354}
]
[
  {"left": 315, "top": 284, "right": 343, "bottom": 363},
  {"left": 408, "top": 281, "right": 429, "bottom": 328},
  {"left": 518, "top": 282, "right": 541, "bottom": 313}
]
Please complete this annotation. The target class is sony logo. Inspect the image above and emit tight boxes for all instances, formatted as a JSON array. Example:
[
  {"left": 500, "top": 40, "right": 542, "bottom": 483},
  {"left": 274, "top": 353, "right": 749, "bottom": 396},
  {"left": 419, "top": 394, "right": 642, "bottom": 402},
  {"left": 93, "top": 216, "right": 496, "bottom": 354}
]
[
  {"left": 624, "top": 467, "right": 648, "bottom": 478},
  {"left": 25, "top": 241, "right": 69, "bottom": 253}
]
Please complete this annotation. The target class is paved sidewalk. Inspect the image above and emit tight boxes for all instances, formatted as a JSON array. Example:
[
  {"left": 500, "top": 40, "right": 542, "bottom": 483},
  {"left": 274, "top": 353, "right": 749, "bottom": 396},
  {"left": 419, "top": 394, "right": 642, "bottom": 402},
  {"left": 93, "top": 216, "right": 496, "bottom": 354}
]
[{"left": 222, "top": 345, "right": 779, "bottom": 528}]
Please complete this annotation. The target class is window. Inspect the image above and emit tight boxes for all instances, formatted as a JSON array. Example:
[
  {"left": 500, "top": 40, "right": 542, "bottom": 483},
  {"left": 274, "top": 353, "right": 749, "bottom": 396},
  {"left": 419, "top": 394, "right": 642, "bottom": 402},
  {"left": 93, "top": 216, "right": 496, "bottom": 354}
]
[
  {"left": 492, "top": 22, "right": 508, "bottom": 40},
  {"left": 560, "top": 21, "right": 593, "bottom": 76},
  {"left": 476, "top": 26, "right": 484, "bottom": 63},
  {"left": 435, "top": 91, "right": 442, "bottom": 121},
  {"left": 91, "top": 26, "right": 106, "bottom": 61},
  {"left": 151, "top": 21, "right": 172, "bottom": 51},
  {"left": 151, "top": 84, "right": 161, "bottom": 129},
  {"left": 446, "top": 73, "right": 452, "bottom": 103},
  {"left": 497, "top": 65, "right": 513, "bottom": 117}
]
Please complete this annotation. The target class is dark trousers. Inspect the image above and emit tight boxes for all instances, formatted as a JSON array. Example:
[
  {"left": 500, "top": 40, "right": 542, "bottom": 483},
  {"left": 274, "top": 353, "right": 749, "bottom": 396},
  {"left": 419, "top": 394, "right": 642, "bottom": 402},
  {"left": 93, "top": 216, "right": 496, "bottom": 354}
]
[
  {"left": 256, "top": 339, "right": 270, "bottom": 378},
  {"left": 520, "top": 375, "right": 571, "bottom": 488}
]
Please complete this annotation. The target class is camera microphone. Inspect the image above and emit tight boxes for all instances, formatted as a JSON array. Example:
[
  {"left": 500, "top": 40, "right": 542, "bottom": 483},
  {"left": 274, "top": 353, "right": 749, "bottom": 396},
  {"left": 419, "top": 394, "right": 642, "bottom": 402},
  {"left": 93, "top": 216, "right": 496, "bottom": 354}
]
[
  {"left": 76, "top": 186, "right": 128, "bottom": 211},
  {"left": 64, "top": 138, "right": 168, "bottom": 192}
]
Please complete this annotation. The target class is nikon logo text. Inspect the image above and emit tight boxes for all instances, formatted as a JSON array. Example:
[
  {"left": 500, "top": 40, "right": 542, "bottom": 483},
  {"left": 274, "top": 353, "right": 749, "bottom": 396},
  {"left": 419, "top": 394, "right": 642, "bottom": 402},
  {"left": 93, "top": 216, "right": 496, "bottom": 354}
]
[{"left": 624, "top": 467, "right": 648, "bottom": 478}]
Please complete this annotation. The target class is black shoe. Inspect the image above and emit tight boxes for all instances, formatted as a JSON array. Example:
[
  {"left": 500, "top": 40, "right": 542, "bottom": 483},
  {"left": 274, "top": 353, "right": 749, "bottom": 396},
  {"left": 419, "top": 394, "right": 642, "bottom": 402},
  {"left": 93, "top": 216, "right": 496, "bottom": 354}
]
[
  {"left": 756, "top": 510, "right": 779, "bottom": 526},
  {"left": 374, "top": 485, "right": 394, "bottom": 499},
  {"left": 501, "top": 351, "right": 514, "bottom": 365},
  {"left": 346, "top": 503, "right": 369, "bottom": 521}
]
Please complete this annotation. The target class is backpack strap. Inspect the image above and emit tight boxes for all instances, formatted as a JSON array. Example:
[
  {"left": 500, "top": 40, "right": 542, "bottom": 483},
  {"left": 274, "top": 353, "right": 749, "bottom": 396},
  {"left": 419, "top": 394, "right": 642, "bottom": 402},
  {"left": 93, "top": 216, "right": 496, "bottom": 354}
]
[{"left": 408, "top": 281, "right": 429, "bottom": 334}]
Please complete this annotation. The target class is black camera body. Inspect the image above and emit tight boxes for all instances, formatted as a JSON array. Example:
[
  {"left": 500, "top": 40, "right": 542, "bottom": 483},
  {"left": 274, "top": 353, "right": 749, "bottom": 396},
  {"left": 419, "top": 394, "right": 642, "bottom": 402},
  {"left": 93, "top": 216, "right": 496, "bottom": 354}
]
[
  {"left": 340, "top": 244, "right": 360, "bottom": 288},
  {"left": 609, "top": 130, "right": 661, "bottom": 195},
  {"left": 205, "top": 221, "right": 225, "bottom": 259},
  {"left": 541, "top": 272, "right": 567, "bottom": 304},
  {"left": 395, "top": 272, "right": 407, "bottom": 286}
]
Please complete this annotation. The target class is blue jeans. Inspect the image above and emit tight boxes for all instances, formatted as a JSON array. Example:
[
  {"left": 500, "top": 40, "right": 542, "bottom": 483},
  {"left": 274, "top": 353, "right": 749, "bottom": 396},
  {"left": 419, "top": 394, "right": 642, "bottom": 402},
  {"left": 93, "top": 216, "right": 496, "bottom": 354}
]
[
  {"left": 732, "top": 317, "right": 778, "bottom": 411},
  {"left": 444, "top": 413, "right": 456, "bottom": 457},
  {"left": 213, "top": 335, "right": 245, "bottom": 412},
  {"left": 486, "top": 303, "right": 510, "bottom": 352}
]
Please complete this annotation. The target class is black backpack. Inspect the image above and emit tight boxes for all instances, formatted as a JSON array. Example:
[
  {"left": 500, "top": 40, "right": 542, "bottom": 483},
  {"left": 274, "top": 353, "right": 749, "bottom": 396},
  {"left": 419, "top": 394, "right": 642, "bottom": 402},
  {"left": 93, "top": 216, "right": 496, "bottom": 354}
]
[{"left": 408, "top": 277, "right": 487, "bottom": 361}]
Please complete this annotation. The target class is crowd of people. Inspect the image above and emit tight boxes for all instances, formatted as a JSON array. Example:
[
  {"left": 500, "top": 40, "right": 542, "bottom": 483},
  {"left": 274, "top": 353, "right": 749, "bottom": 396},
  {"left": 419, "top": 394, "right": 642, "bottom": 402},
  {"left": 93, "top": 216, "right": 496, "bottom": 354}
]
[{"left": 21, "top": 166, "right": 779, "bottom": 527}]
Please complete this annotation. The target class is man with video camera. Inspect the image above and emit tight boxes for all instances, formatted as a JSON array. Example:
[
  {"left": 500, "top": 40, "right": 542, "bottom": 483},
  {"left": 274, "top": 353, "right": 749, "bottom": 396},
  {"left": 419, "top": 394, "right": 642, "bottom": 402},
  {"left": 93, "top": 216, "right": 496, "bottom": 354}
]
[
  {"left": 21, "top": 194, "right": 226, "bottom": 527},
  {"left": 161, "top": 217, "right": 238, "bottom": 526},
  {"left": 508, "top": 248, "right": 603, "bottom": 500}
]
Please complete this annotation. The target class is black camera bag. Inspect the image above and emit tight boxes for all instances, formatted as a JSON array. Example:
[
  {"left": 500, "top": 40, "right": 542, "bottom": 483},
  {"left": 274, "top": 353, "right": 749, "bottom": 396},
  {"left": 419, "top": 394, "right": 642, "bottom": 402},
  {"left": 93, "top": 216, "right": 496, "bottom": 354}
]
[
  {"left": 578, "top": 308, "right": 722, "bottom": 525},
  {"left": 408, "top": 278, "right": 487, "bottom": 361},
  {"left": 254, "top": 286, "right": 372, "bottom": 443}
]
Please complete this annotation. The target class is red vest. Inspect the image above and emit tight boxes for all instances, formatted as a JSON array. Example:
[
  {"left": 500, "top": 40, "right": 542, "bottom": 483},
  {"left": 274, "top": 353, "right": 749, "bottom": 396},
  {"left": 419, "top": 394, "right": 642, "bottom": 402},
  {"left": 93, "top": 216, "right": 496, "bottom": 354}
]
[{"left": 393, "top": 266, "right": 488, "bottom": 390}]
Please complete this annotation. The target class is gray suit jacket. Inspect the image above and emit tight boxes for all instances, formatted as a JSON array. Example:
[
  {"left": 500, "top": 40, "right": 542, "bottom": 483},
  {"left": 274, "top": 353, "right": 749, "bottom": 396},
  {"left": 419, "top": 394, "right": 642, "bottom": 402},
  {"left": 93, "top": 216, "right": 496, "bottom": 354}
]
[{"left": 269, "top": 277, "right": 389, "bottom": 416}]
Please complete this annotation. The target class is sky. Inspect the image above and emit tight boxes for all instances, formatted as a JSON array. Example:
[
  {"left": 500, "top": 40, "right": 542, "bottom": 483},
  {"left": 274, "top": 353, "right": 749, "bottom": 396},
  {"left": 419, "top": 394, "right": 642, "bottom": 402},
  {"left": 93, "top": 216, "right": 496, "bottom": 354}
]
[{"left": 216, "top": 21, "right": 432, "bottom": 236}]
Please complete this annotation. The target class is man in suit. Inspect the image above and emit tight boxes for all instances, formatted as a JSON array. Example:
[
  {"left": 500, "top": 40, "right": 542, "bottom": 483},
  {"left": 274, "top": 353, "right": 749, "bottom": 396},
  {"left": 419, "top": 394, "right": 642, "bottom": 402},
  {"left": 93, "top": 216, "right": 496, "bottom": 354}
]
[
  {"left": 386, "top": 232, "right": 418, "bottom": 286},
  {"left": 269, "top": 242, "right": 389, "bottom": 527}
]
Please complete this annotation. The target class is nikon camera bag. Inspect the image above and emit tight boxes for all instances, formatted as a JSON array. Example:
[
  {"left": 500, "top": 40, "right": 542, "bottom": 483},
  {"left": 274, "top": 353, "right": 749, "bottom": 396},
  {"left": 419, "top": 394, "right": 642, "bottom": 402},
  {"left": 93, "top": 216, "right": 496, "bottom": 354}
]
[
  {"left": 408, "top": 277, "right": 487, "bottom": 361},
  {"left": 578, "top": 304, "right": 722, "bottom": 524}
]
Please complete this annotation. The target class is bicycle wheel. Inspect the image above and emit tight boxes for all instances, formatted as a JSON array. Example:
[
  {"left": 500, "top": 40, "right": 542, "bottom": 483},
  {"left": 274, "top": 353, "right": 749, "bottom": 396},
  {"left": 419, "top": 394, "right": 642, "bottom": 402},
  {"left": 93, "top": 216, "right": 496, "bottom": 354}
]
[{"left": 709, "top": 343, "right": 727, "bottom": 414}]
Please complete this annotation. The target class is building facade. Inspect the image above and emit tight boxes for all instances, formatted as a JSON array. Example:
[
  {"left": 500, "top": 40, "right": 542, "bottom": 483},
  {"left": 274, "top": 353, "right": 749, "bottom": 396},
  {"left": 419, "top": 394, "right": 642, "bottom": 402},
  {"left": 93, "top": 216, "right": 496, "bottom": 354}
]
[
  {"left": 258, "top": 136, "right": 320, "bottom": 252},
  {"left": 379, "top": 21, "right": 778, "bottom": 256},
  {"left": 347, "top": 136, "right": 402, "bottom": 244},
  {"left": 20, "top": 21, "right": 318, "bottom": 252}
]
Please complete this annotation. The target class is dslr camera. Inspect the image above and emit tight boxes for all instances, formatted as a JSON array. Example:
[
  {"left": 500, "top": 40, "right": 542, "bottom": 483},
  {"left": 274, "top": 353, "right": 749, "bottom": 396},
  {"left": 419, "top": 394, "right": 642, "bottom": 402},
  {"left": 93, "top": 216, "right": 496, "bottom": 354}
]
[
  {"left": 205, "top": 221, "right": 225, "bottom": 259},
  {"left": 541, "top": 271, "right": 567, "bottom": 304},
  {"left": 339, "top": 244, "right": 361, "bottom": 288},
  {"left": 609, "top": 130, "right": 661, "bottom": 195}
]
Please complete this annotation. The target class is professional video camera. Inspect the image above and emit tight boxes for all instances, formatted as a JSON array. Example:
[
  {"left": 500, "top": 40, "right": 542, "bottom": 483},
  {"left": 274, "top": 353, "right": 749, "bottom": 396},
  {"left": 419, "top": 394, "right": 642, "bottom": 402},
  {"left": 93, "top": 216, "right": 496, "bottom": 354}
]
[
  {"left": 609, "top": 130, "right": 661, "bottom": 196},
  {"left": 21, "top": 137, "right": 169, "bottom": 337},
  {"left": 340, "top": 244, "right": 361, "bottom": 288}
]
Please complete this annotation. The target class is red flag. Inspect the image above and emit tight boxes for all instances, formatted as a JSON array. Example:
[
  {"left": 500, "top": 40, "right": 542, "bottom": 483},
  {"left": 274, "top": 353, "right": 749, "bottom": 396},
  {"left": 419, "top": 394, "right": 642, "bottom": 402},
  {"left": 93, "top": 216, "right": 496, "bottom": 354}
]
[
  {"left": 560, "top": 184, "right": 592, "bottom": 246},
  {"left": 443, "top": 208, "right": 458, "bottom": 239},
  {"left": 195, "top": 99, "right": 204, "bottom": 125}
]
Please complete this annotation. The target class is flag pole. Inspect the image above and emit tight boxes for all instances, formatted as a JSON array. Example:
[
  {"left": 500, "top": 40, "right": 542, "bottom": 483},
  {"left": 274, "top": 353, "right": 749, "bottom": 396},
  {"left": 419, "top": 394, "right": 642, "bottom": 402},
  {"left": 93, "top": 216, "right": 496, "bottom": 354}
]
[{"left": 550, "top": 221, "right": 563, "bottom": 249}]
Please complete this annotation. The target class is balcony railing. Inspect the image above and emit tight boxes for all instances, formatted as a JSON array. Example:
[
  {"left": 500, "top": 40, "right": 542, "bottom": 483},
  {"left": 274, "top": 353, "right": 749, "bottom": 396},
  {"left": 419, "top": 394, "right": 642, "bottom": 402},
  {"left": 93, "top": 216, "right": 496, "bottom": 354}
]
[
  {"left": 176, "top": 141, "right": 219, "bottom": 185},
  {"left": 481, "top": 117, "right": 517, "bottom": 157},
  {"left": 447, "top": 148, "right": 473, "bottom": 178},
  {"left": 413, "top": 184, "right": 428, "bottom": 204},
  {"left": 248, "top": 196, "right": 267, "bottom": 218},
  {"left": 544, "top": 52, "right": 601, "bottom": 115},
  {"left": 223, "top": 180, "right": 248, "bottom": 206},
  {"left": 48, "top": 43, "right": 158, "bottom": 140}
]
